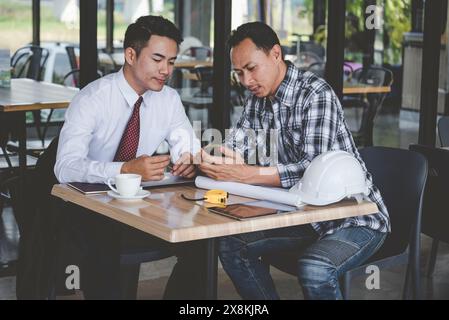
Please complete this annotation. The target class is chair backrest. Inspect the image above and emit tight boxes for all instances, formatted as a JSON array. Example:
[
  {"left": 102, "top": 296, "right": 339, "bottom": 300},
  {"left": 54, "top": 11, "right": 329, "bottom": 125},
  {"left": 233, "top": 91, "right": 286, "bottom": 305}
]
[
  {"left": 65, "top": 46, "right": 79, "bottom": 70},
  {"left": 231, "top": 71, "right": 247, "bottom": 106},
  {"left": 352, "top": 66, "right": 393, "bottom": 87},
  {"left": 63, "top": 69, "right": 80, "bottom": 88},
  {"left": 301, "top": 41, "right": 325, "bottom": 59},
  {"left": 62, "top": 69, "right": 102, "bottom": 88},
  {"left": 409, "top": 144, "right": 449, "bottom": 243},
  {"left": 182, "top": 46, "right": 212, "bottom": 60},
  {"left": 11, "top": 46, "right": 49, "bottom": 80},
  {"left": 437, "top": 116, "right": 449, "bottom": 147},
  {"left": 354, "top": 66, "right": 394, "bottom": 146},
  {"left": 0, "top": 113, "right": 19, "bottom": 150},
  {"left": 307, "top": 62, "right": 326, "bottom": 78},
  {"left": 194, "top": 65, "right": 213, "bottom": 94},
  {"left": 359, "top": 147, "right": 427, "bottom": 259},
  {"left": 295, "top": 51, "right": 323, "bottom": 69},
  {"left": 343, "top": 62, "right": 354, "bottom": 81}
]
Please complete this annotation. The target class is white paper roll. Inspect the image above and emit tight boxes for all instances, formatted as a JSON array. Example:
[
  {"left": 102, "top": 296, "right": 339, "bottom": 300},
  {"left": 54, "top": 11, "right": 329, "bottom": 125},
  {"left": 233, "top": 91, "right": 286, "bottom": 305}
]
[{"left": 195, "top": 176, "right": 304, "bottom": 208}]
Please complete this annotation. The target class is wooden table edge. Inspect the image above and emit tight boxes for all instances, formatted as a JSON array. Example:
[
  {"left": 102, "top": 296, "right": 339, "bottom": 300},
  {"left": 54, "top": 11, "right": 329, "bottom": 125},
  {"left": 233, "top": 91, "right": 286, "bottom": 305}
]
[{"left": 51, "top": 184, "right": 379, "bottom": 243}]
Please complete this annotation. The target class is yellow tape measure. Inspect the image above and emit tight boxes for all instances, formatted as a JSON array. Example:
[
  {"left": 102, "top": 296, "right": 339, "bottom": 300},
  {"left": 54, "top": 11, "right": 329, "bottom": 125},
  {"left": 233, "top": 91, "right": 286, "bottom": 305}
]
[
  {"left": 204, "top": 190, "right": 229, "bottom": 205},
  {"left": 181, "top": 189, "right": 229, "bottom": 206}
]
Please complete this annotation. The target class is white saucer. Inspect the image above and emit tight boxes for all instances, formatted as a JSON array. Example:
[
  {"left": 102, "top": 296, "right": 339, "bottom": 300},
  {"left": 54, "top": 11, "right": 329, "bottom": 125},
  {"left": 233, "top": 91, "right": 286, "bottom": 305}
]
[{"left": 107, "top": 190, "right": 151, "bottom": 201}]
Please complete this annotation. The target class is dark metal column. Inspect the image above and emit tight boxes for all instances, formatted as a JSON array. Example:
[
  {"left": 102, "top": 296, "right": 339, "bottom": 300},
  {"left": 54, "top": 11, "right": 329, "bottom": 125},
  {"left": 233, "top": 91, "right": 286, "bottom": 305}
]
[
  {"left": 363, "top": 0, "right": 376, "bottom": 67},
  {"left": 32, "top": 0, "right": 40, "bottom": 46},
  {"left": 325, "top": 0, "right": 345, "bottom": 101},
  {"left": 204, "top": 238, "right": 218, "bottom": 300},
  {"left": 174, "top": 0, "right": 184, "bottom": 34},
  {"left": 79, "top": 0, "right": 98, "bottom": 88},
  {"left": 106, "top": 0, "right": 114, "bottom": 54},
  {"left": 212, "top": 0, "right": 232, "bottom": 133},
  {"left": 313, "top": 0, "right": 326, "bottom": 34},
  {"left": 412, "top": 0, "right": 425, "bottom": 32},
  {"left": 418, "top": 0, "right": 447, "bottom": 146},
  {"left": 258, "top": 0, "right": 266, "bottom": 23}
]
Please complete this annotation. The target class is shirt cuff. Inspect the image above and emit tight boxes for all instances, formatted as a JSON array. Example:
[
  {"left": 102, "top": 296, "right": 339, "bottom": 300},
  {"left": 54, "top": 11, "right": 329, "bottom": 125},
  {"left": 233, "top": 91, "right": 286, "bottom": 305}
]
[
  {"left": 105, "top": 162, "right": 125, "bottom": 180},
  {"left": 276, "top": 163, "right": 301, "bottom": 188},
  {"left": 171, "top": 141, "right": 201, "bottom": 163}
]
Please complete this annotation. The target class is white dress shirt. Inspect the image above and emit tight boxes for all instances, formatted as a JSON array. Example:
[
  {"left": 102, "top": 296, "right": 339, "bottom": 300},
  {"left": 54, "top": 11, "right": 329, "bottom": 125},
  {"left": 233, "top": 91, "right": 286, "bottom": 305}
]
[{"left": 55, "top": 68, "right": 200, "bottom": 183}]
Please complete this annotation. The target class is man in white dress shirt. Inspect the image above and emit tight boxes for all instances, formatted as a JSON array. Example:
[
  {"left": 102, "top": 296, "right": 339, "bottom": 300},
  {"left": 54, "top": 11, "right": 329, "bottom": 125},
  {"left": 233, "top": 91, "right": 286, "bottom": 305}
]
[{"left": 54, "top": 15, "right": 204, "bottom": 299}]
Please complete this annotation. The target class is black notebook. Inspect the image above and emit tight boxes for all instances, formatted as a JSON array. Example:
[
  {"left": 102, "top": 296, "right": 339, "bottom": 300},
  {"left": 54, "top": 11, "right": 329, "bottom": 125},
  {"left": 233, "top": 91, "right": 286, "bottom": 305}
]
[
  {"left": 67, "top": 182, "right": 111, "bottom": 195},
  {"left": 67, "top": 174, "right": 194, "bottom": 195}
]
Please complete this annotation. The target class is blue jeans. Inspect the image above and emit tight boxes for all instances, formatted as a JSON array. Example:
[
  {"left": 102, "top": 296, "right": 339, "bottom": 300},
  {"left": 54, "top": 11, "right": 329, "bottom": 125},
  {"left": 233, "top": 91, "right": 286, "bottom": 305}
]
[{"left": 218, "top": 225, "right": 386, "bottom": 300}]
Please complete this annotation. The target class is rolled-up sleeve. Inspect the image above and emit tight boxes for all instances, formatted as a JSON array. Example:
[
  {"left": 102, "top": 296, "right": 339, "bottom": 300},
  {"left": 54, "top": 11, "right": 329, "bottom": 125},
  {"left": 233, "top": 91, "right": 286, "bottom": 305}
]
[
  {"left": 166, "top": 94, "right": 201, "bottom": 163},
  {"left": 277, "top": 89, "right": 339, "bottom": 188}
]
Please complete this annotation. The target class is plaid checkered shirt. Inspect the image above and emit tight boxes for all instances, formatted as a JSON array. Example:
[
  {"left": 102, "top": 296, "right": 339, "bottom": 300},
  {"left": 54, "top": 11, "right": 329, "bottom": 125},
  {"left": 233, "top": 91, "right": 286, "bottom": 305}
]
[{"left": 225, "top": 61, "right": 390, "bottom": 237}]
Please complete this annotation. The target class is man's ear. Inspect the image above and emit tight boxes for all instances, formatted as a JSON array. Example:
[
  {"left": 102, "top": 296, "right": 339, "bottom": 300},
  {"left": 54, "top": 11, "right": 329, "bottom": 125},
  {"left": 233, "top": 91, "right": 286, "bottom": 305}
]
[
  {"left": 271, "top": 44, "right": 282, "bottom": 62},
  {"left": 124, "top": 47, "right": 137, "bottom": 66}
]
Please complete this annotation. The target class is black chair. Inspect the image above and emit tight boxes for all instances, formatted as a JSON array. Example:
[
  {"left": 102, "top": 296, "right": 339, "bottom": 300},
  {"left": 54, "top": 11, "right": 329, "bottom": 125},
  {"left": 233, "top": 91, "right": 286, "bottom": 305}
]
[
  {"left": 193, "top": 65, "right": 213, "bottom": 97},
  {"left": 438, "top": 116, "right": 449, "bottom": 147},
  {"left": 423, "top": 117, "right": 449, "bottom": 276},
  {"left": 307, "top": 62, "right": 354, "bottom": 81},
  {"left": 231, "top": 71, "right": 246, "bottom": 107},
  {"left": 409, "top": 144, "right": 449, "bottom": 278},
  {"left": 12, "top": 136, "right": 172, "bottom": 299},
  {"left": 182, "top": 46, "right": 212, "bottom": 60},
  {"left": 65, "top": 46, "right": 79, "bottom": 71},
  {"left": 38, "top": 68, "right": 103, "bottom": 147},
  {"left": 11, "top": 45, "right": 49, "bottom": 80},
  {"left": 343, "top": 66, "right": 393, "bottom": 147},
  {"left": 11, "top": 46, "right": 50, "bottom": 143},
  {"left": 1, "top": 113, "right": 38, "bottom": 223},
  {"left": 292, "top": 51, "right": 323, "bottom": 69},
  {"left": 263, "top": 147, "right": 427, "bottom": 300},
  {"left": 307, "top": 62, "right": 326, "bottom": 78}
]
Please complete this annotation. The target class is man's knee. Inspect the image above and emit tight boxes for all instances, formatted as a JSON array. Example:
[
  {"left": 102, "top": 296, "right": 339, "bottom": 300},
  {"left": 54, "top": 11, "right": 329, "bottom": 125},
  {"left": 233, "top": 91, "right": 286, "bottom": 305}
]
[{"left": 297, "top": 256, "right": 338, "bottom": 288}]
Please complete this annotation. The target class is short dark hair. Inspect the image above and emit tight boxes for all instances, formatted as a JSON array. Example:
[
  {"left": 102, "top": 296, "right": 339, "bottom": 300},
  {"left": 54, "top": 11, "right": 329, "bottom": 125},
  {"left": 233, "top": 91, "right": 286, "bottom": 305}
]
[
  {"left": 228, "top": 22, "right": 281, "bottom": 55},
  {"left": 124, "top": 15, "right": 183, "bottom": 58}
]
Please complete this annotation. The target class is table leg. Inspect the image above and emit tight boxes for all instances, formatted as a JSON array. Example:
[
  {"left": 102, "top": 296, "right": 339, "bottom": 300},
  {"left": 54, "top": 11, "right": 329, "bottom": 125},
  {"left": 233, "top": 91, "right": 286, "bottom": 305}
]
[
  {"left": 17, "top": 111, "right": 27, "bottom": 176},
  {"left": 204, "top": 238, "right": 218, "bottom": 300}
]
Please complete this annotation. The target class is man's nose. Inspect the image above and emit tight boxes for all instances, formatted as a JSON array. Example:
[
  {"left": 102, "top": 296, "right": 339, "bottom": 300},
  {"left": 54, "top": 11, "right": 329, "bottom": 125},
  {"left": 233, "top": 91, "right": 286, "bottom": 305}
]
[
  {"left": 160, "top": 62, "right": 170, "bottom": 75},
  {"left": 241, "top": 74, "right": 253, "bottom": 87}
]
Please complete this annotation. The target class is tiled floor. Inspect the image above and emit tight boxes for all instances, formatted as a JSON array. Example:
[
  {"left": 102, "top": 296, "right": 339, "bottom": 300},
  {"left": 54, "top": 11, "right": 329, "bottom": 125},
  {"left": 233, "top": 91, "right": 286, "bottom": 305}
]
[{"left": 1, "top": 108, "right": 449, "bottom": 300}]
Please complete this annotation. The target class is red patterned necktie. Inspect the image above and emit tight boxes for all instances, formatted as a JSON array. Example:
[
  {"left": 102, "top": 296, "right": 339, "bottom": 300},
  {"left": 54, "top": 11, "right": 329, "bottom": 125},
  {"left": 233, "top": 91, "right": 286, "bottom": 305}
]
[{"left": 114, "top": 96, "right": 143, "bottom": 162}]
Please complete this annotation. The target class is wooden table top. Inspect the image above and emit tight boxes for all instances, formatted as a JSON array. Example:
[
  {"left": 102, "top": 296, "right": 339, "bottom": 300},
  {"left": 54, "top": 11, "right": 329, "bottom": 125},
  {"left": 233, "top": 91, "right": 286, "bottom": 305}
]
[
  {"left": 51, "top": 184, "right": 378, "bottom": 243},
  {"left": 343, "top": 84, "right": 391, "bottom": 95},
  {"left": 0, "top": 78, "right": 78, "bottom": 112},
  {"left": 174, "top": 60, "right": 213, "bottom": 69}
]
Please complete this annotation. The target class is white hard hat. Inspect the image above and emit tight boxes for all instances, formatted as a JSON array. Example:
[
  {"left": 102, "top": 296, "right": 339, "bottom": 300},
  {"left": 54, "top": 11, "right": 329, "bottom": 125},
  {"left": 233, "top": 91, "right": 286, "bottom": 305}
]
[{"left": 289, "top": 150, "right": 369, "bottom": 206}]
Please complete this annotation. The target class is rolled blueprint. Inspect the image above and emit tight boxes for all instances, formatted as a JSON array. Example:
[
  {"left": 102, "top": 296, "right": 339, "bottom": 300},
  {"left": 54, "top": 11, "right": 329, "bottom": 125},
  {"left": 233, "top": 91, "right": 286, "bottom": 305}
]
[{"left": 195, "top": 176, "right": 304, "bottom": 208}]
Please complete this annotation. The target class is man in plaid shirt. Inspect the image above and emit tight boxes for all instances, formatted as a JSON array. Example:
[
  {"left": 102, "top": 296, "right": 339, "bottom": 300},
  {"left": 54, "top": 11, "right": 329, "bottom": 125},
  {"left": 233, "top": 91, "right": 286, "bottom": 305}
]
[{"left": 200, "top": 22, "right": 390, "bottom": 300}]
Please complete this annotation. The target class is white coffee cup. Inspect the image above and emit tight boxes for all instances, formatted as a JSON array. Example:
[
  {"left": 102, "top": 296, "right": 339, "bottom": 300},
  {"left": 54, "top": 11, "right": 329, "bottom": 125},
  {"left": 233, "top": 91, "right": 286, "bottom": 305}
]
[{"left": 107, "top": 174, "right": 142, "bottom": 197}]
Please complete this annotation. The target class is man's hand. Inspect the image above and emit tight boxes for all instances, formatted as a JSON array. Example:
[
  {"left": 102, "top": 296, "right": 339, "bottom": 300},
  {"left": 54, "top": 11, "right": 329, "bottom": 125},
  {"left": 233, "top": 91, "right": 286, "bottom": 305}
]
[
  {"left": 121, "top": 155, "right": 170, "bottom": 181},
  {"left": 200, "top": 146, "right": 244, "bottom": 165},
  {"left": 199, "top": 146, "right": 281, "bottom": 186},
  {"left": 171, "top": 152, "right": 197, "bottom": 178},
  {"left": 199, "top": 161, "right": 254, "bottom": 182}
]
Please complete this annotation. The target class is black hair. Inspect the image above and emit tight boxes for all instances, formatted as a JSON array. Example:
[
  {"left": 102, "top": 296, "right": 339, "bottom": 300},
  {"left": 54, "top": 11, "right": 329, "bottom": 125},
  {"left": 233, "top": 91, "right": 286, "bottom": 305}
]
[
  {"left": 228, "top": 22, "right": 281, "bottom": 56},
  {"left": 123, "top": 15, "right": 183, "bottom": 58}
]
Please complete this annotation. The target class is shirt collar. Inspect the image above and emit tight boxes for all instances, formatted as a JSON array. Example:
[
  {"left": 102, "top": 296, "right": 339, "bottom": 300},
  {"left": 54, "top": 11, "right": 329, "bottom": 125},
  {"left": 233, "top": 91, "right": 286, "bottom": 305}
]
[
  {"left": 116, "top": 68, "right": 152, "bottom": 108},
  {"left": 273, "top": 60, "right": 300, "bottom": 108}
]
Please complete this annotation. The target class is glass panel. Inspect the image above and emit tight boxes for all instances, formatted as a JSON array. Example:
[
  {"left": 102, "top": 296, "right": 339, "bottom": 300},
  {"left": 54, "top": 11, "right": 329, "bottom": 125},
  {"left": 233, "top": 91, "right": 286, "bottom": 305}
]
[
  {"left": 0, "top": 0, "right": 32, "bottom": 53},
  {"left": 41, "top": 0, "right": 80, "bottom": 45},
  {"left": 232, "top": 0, "right": 261, "bottom": 29},
  {"left": 342, "top": 0, "right": 418, "bottom": 149},
  {"left": 175, "top": 0, "right": 214, "bottom": 132}
]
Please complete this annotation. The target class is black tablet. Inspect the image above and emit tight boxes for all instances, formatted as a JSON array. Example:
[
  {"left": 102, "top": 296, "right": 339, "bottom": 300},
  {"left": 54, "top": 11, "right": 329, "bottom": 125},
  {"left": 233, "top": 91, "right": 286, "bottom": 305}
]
[{"left": 208, "top": 203, "right": 285, "bottom": 220}]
